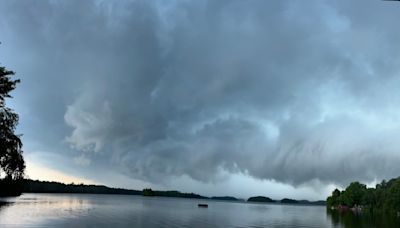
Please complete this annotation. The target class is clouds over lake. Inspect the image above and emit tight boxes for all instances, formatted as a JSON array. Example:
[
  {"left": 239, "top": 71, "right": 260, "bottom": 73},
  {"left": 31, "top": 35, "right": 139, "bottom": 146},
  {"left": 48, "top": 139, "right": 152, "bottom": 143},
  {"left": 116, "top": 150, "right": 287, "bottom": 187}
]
[{"left": 1, "top": 0, "right": 400, "bottom": 192}]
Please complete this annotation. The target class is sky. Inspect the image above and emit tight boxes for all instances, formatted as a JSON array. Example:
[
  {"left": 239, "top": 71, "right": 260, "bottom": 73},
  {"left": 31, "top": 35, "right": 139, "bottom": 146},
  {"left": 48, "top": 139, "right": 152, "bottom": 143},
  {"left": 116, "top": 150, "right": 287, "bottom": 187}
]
[{"left": 1, "top": 0, "right": 400, "bottom": 200}]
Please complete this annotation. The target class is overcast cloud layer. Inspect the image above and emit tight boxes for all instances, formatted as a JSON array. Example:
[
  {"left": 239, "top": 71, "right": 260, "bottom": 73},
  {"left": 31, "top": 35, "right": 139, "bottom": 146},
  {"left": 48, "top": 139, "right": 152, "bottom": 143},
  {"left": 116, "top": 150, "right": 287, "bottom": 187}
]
[{"left": 1, "top": 0, "right": 400, "bottom": 194}]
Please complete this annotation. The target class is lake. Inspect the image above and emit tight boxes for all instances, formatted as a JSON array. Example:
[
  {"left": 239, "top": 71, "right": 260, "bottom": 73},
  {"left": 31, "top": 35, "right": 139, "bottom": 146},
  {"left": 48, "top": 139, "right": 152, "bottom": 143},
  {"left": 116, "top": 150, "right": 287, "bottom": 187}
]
[{"left": 0, "top": 193, "right": 398, "bottom": 227}]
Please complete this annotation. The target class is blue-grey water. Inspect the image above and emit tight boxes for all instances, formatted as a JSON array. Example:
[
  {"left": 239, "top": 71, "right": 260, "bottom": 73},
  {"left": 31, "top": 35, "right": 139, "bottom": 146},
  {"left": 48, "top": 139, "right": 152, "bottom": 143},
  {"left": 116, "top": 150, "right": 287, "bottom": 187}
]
[{"left": 0, "top": 193, "right": 397, "bottom": 227}]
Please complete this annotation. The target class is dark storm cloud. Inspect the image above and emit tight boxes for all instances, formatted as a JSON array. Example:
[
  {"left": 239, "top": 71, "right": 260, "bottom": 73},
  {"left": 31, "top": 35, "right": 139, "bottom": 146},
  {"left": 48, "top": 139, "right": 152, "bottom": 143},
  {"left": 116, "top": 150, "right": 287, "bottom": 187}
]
[{"left": 1, "top": 0, "right": 400, "bottom": 187}]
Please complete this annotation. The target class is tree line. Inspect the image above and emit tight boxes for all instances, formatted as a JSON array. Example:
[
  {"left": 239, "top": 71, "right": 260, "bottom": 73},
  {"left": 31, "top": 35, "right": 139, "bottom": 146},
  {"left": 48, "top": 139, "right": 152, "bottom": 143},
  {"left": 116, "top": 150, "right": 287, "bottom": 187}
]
[
  {"left": 22, "top": 179, "right": 142, "bottom": 195},
  {"left": 327, "top": 176, "right": 400, "bottom": 216},
  {"left": 18, "top": 180, "right": 237, "bottom": 201}
]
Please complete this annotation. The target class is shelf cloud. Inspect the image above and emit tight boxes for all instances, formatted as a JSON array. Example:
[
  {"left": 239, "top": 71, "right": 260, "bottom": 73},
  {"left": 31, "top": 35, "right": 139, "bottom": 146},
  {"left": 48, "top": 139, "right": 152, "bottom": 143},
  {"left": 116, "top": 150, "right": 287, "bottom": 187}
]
[{"left": 1, "top": 0, "right": 400, "bottom": 190}]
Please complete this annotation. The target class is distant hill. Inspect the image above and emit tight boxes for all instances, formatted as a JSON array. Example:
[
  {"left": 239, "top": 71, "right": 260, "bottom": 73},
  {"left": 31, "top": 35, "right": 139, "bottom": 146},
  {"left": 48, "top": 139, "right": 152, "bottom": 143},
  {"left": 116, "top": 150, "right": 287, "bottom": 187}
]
[
  {"left": 21, "top": 179, "right": 231, "bottom": 201},
  {"left": 248, "top": 196, "right": 275, "bottom": 203},
  {"left": 142, "top": 188, "right": 207, "bottom": 199},
  {"left": 22, "top": 179, "right": 142, "bottom": 195},
  {"left": 18, "top": 179, "right": 325, "bottom": 205},
  {"left": 211, "top": 196, "right": 241, "bottom": 201},
  {"left": 281, "top": 198, "right": 298, "bottom": 204},
  {"left": 246, "top": 195, "right": 325, "bottom": 205},
  {"left": 23, "top": 180, "right": 207, "bottom": 199}
]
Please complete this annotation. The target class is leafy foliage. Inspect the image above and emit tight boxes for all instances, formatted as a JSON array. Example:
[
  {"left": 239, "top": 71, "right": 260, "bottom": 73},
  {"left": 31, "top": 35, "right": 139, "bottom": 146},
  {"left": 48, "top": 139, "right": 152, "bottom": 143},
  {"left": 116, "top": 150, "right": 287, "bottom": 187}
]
[
  {"left": 327, "top": 177, "right": 400, "bottom": 215},
  {"left": 0, "top": 65, "right": 25, "bottom": 180}
]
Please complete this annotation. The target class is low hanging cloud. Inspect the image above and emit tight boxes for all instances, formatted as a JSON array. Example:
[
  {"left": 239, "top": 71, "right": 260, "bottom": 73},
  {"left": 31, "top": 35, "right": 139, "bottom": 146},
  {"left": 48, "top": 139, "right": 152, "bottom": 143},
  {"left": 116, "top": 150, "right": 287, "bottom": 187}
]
[{"left": 2, "top": 0, "right": 400, "bottom": 187}]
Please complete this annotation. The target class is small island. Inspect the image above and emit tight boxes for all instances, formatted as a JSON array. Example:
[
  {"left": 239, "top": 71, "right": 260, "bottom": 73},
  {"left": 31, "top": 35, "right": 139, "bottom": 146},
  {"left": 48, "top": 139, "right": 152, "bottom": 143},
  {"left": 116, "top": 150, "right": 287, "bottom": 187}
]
[
  {"left": 247, "top": 196, "right": 275, "bottom": 203},
  {"left": 281, "top": 198, "right": 298, "bottom": 204},
  {"left": 247, "top": 196, "right": 325, "bottom": 206},
  {"left": 211, "top": 196, "right": 241, "bottom": 201}
]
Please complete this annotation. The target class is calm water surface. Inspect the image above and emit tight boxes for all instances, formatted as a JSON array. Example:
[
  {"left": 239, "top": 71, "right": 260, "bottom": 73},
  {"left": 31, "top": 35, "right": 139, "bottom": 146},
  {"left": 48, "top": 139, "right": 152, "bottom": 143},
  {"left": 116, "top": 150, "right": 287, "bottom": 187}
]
[{"left": 0, "top": 193, "right": 397, "bottom": 227}]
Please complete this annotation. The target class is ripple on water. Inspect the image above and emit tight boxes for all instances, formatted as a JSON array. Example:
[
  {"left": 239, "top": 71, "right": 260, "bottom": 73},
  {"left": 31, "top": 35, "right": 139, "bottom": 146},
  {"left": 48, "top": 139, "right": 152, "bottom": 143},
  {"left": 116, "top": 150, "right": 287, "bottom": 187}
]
[{"left": 0, "top": 194, "right": 366, "bottom": 228}]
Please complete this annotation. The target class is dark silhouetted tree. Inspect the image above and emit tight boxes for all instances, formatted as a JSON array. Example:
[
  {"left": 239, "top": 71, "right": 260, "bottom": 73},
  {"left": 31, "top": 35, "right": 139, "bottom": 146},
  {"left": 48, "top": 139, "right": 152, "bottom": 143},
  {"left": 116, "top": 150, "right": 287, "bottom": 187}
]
[
  {"left": 341, "top": 182, "right": 367, "bottom": 206},
  {"left": 327, "top": 188, "right": 341, "bottom": 208},
  {"left": 0, "top": 63, "right": 25, "bottom": 180}
]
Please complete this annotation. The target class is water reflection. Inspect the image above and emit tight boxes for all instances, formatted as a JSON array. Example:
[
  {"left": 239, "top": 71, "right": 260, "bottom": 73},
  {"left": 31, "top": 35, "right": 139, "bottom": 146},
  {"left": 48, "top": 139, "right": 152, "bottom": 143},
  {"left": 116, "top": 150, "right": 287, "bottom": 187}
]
[
  {"left": 0, "top": 194, "right": 92, "bottom": 226},
  {"left": 7, "top": 193, "right": 398, "bottom": 227},
  {"left": 327, "top": 209, "right": 400, "bottom": 228}
]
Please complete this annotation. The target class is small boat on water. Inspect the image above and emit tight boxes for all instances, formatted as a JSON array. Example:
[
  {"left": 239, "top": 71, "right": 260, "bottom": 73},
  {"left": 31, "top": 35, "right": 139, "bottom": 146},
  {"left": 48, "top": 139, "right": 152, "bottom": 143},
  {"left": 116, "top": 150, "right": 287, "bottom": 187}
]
[{"left": 198, "top": 204, "right": 208, "bottom": 208}]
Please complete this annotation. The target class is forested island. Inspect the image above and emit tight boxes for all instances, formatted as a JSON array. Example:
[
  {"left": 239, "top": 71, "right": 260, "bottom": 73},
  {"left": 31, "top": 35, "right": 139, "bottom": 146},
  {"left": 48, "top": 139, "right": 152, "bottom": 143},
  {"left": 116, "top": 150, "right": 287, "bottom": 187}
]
[
  {"left": 247, "top": 195, "right": 325, "bottom": 205},
  {"left": 248, "top": 196, "right": 275, "bottom": 203},
  {"left": 327, "top": 176, "right": 400, "bottom": 216},
  {"left": 211, "top": 196, "right": 242, "bottom": 201},
  {"left": 281, "top": 198, "right": 298, "bottom": 204}
]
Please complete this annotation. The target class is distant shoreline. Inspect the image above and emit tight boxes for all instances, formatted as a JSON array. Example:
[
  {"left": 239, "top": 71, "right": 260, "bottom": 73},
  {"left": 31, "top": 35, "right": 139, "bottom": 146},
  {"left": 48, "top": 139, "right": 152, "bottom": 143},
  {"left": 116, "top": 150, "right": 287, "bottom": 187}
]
[{"left": 11, "top": 179, "right": 325, "bottom": 206}]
